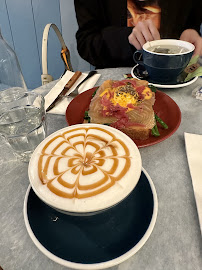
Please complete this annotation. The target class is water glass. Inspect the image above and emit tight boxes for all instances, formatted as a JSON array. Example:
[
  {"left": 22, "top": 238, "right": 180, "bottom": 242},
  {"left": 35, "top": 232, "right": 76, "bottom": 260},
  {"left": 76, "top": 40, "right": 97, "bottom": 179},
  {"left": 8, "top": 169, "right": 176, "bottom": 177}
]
[{"left": 0, "top": 88, "right": 46, "bottom": 162}]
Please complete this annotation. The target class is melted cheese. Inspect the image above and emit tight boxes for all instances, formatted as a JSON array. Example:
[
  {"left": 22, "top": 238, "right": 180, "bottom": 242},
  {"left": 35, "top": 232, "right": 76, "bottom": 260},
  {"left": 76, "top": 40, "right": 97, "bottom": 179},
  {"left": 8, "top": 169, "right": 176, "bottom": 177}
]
[
  {"left": 99, "top": 88, "right": 111, "bottom": 98},
  {"left": 99, "top": 84, "right": 152, "bottom": 112},
  {"left": 111, "top": 90, "right": 138, "bottom": 108},
  {"left": 142, "top": 87, "right": 152, "bottom": 100}
]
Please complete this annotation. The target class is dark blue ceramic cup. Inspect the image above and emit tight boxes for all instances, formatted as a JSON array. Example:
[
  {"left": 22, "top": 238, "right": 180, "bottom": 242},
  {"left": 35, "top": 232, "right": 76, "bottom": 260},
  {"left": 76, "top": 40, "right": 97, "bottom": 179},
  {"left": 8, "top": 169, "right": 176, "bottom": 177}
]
[{"left": 133, "top": 39, "right": 195, "bottom": 83}]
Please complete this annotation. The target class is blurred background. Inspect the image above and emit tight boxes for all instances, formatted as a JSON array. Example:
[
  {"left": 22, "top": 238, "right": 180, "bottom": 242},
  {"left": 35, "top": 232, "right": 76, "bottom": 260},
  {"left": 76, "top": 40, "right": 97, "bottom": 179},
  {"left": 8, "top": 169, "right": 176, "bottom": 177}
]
[
  {"left": 0, "top": 0, "right": 90, "bottom": 90},
  {"left": 0, "top": 0, "right": 202, "bottom": 90}
]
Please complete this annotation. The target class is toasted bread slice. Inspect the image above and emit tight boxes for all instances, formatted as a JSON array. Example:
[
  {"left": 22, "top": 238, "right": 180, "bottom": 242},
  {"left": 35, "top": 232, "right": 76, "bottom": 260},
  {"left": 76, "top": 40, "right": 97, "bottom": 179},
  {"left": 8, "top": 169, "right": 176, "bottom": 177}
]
[
  {"left": 88, "top": 79, "right": 155, "bottom": 140},
  {"left": 119, "top": 126, "right": 150, "bottom": 140}
]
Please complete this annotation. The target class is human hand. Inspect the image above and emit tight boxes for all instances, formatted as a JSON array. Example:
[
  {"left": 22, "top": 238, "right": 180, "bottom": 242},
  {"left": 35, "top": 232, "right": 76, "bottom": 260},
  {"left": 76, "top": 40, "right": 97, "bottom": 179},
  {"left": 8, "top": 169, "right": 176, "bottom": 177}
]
[
  {"left": 180, "top": 29, "right": 202, "bottom": 56},
  {"left": 128, "top": 19, "right": 160, "bottom": 50}
]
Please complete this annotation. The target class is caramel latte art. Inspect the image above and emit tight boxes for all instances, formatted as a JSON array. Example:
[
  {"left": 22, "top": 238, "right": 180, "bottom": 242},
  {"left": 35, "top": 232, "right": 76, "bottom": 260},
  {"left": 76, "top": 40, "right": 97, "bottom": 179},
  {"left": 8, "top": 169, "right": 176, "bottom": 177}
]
[{"left": 28, "top": 124, "right": 142, "bottom": 213}]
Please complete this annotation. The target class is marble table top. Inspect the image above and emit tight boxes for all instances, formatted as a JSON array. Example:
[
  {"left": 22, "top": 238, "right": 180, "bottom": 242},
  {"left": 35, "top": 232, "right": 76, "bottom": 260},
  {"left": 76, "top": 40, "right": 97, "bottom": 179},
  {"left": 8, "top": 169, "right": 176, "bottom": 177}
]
[{"left": 0, "top": 67, "right": 202, "bottom": 270}]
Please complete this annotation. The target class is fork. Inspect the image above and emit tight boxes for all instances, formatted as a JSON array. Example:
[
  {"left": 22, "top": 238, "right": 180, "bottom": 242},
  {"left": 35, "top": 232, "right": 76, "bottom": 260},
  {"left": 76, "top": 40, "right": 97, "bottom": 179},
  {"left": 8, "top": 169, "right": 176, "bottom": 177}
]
[{"left": 67, "top": 70, "right": 97, "bottom": 97}]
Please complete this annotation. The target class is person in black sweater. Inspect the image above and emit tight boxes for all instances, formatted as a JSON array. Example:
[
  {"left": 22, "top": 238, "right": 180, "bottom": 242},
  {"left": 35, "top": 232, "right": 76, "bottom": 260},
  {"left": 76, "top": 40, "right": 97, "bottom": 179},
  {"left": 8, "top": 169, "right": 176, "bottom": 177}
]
[{"left": 74, "top": 0, "right": 202, "bottom": 68}]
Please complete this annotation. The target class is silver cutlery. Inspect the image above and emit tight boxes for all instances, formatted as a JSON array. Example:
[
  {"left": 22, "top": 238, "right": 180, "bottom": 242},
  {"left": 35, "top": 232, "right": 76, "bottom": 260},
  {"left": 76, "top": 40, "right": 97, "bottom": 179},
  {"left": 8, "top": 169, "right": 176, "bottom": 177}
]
[
  {"left": 68, "top": 70, "right": 97, "bottom": 97},
  {"left": 46, "top": 71, "right": 82, "bottom": 112}
]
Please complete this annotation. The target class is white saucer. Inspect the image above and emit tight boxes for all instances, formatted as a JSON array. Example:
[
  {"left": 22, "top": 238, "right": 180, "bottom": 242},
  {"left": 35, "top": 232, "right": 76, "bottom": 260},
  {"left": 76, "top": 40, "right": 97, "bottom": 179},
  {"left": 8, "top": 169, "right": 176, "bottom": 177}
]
[{"left": 131, "top": 65, "right": 198, "bottom": 89}]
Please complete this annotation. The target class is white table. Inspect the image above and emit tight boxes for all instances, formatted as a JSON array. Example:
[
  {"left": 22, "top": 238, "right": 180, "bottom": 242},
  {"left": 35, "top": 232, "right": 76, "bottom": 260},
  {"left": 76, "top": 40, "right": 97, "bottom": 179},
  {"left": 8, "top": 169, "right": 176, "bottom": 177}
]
[{"left": 0, "top": 67, "right": 202, "bottom": 270}]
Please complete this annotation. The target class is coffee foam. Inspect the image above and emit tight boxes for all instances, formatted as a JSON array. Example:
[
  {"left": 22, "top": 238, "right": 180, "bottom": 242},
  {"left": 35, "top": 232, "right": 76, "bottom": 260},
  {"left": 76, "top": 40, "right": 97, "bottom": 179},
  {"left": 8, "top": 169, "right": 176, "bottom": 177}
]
[{"left": 28, "top": 124, "right": 142, "bottom": 213}]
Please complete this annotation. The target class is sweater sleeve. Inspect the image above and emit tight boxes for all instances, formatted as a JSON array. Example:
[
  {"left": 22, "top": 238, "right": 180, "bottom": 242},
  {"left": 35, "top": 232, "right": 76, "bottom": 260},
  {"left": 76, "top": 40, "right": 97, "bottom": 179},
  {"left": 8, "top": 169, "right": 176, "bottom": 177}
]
[
  {"left": 74, "top": 0, "right": 135, "bottom": 68},
  {"left": 184, "top": 3, "right": 202, "bottom": 35}
]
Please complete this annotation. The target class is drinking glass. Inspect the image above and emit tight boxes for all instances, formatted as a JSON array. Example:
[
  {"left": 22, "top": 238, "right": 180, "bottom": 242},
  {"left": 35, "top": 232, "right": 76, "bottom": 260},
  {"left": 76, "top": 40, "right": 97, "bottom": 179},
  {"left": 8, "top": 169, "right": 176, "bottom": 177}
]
[{"left": 0, "top": 88, "right": 46, "bottom": 162}]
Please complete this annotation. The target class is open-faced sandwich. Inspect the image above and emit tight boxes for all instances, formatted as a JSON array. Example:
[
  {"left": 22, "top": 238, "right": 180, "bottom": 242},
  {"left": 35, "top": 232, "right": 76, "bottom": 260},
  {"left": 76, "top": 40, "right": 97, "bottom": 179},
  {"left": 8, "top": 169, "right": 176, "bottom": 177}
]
[{"left": 87, "top": 78, "right": 156, "bottom": 140}]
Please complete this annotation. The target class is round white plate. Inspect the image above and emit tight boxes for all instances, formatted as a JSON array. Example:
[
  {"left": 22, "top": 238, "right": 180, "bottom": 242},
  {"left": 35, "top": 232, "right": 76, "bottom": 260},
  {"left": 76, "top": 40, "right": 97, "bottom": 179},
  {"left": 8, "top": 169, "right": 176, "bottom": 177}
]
[{"left": 131, "top": 64, "right": 198, "bottom": 89}]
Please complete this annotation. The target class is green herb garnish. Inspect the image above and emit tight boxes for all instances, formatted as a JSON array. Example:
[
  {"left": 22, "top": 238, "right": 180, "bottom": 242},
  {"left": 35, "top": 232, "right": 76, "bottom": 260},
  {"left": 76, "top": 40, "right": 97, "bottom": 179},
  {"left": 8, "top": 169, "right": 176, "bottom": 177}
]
[
  {"left": 148, "top": 84, "right": 157, "bottom": 93},
  {"left": 92, "top": 87, "right": 99, "bottom": 97},
  {"left": 151, "top": 114, "right": 168, "bottom": 136},
  {"left": 155, "top": 114, "right": 168, "bottom": 129},
  {"left": 84, "top": 110, "right": 91, "bottom": 123},
  {"left": 151, "top": 124, "right": 160, "bottom": 137}
]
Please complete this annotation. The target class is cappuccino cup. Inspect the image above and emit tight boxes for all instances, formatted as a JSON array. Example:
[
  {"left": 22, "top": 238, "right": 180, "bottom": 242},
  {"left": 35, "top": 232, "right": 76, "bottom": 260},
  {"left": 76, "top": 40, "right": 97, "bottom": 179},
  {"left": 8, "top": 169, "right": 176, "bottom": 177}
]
[{"left": 28, "top": 124, "right": 142, "bottom": 215}]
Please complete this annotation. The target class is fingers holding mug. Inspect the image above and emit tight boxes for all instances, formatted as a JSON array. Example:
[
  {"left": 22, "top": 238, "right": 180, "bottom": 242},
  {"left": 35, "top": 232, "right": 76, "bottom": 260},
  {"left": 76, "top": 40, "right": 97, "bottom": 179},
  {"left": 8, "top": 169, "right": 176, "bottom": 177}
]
[
  {"left": 180, "top": 29, "right": 202, "bottom": 56},
  {"left": 129, "top": 19, "right": 160, "bottom": 50}
]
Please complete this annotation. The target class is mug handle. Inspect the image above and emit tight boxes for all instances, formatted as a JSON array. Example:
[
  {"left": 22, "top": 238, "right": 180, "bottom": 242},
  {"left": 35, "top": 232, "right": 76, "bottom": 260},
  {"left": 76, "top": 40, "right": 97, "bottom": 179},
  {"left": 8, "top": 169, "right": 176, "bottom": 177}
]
[{"left": 133, "top": 50, "right": 144, "bottom": 65}]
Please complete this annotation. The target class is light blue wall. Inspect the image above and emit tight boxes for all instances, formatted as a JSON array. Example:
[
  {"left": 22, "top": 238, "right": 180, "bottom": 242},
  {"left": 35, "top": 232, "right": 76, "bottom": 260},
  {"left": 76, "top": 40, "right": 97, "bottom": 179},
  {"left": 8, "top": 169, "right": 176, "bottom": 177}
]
[
  {"left": 0, "top": 0, "right": 14, "bottom": 49},
  {"left": 5, "top": 0, "right": 42, "bottom": 89},
  {"left": 0, "top": 0, "right": 90, "bottom": 90},
  {"left": 32, "top": 0, "right": 64, "bottom": 84}
]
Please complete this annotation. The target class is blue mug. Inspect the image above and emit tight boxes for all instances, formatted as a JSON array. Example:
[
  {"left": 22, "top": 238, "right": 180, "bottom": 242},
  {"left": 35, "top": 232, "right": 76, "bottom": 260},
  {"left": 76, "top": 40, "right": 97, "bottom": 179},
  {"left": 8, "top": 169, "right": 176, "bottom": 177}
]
[{"left": 133, "top": 39, "right": 195, "bottom": 83}]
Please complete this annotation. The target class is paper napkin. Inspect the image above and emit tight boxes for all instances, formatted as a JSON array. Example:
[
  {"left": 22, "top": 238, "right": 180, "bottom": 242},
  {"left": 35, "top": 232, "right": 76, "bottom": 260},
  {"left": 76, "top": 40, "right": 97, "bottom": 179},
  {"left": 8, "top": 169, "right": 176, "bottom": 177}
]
[
  {"left": 184, "top": 132, "right": 202, "bottom": 235},
  {"left": 45, "top": 70, "right": 100, "bottom": 115}
]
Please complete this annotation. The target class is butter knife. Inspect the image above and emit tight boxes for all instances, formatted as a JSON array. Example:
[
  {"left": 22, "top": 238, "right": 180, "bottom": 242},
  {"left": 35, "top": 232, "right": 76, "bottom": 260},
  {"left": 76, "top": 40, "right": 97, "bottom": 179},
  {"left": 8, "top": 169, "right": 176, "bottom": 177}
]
[
  {"left": 46, "top": 71, "right": 82, "bottom": 112},
  {"left": 67, "top": 70, "right": 97, "bottom": 96}
]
